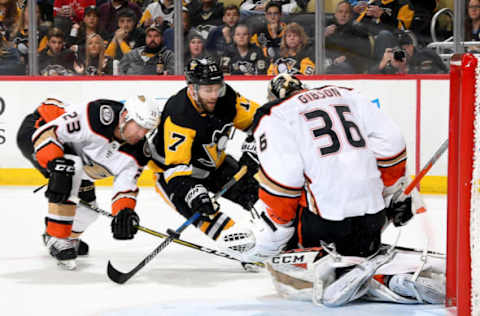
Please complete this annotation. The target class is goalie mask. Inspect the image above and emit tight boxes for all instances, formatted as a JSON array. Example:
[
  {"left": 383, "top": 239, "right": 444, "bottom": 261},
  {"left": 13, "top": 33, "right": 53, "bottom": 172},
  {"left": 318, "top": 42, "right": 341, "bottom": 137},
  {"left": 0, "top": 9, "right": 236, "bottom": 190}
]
[{"left": 267, "top": 73, "right": 305, "bottom": 101}]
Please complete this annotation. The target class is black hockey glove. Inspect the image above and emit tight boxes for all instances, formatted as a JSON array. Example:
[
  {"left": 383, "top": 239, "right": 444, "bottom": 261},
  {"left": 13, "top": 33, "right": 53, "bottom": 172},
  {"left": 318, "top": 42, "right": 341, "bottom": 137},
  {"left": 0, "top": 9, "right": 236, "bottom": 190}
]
[
  {"left": 111, "top": 208, "right": 139, "bottom": 240},
  {"left": 239, "top": 134, "right": 259, "bottom": 176},
  {"left": 185, "top": 185, "right": 216, "bottom": 217},
  {"left": 226, "top": 176, "right": 259, "bottom": 210},
  {"left": 386, "top": 197, "right": 413, "bottom": 227},
  {"left": 45, "top": 157, "right": 75, "bottom": 203}
]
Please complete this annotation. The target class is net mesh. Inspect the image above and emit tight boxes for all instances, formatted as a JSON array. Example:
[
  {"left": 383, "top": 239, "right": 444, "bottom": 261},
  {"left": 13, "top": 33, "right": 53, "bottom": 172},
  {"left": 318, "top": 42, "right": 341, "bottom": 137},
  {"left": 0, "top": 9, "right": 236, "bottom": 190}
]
[{"left": 472, "top": 58, "right": 480, "bottom": 315}]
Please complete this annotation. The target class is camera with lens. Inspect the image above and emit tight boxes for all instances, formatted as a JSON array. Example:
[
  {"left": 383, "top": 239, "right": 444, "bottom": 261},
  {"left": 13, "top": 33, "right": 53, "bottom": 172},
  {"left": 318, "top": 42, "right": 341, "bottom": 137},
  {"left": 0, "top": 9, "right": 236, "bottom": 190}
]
[{"left": 393, "top": 47, "right": 406, "bottom": 62}]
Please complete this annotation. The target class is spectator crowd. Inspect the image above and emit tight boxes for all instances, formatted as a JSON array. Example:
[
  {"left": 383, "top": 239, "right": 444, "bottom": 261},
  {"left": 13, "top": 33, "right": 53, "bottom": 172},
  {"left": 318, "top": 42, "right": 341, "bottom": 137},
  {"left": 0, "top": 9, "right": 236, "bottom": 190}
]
[{"left": 0, "top": 0, "right": 459, "bottom": 76}]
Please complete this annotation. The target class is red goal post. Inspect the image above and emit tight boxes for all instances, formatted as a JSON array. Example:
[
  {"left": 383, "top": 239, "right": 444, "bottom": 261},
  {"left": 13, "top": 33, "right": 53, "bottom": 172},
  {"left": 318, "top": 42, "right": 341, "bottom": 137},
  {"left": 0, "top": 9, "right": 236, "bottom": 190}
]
[{"left": 447, "top": 53, "right": 480, "bottom": 315}]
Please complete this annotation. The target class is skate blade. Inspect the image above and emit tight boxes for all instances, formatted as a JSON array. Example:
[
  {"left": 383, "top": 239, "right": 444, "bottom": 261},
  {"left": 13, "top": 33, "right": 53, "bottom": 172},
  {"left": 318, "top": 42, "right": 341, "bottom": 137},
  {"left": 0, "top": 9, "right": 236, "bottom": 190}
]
[
  {"left": 241, "top": 262, "right": 261, "bottom": 273},
  {"left": 57, "top": 259, "right": 77, "bottom": 270}
]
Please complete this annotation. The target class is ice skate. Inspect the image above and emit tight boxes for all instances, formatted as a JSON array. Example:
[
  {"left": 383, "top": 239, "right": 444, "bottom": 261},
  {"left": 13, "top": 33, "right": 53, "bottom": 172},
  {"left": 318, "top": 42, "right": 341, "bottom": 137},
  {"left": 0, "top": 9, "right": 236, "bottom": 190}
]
[
  {"left": 42, "top": 232, "right": 89, "bottom": 256},
  {"left": 45, "top": 235, "right": 78, "bottom": 270}
]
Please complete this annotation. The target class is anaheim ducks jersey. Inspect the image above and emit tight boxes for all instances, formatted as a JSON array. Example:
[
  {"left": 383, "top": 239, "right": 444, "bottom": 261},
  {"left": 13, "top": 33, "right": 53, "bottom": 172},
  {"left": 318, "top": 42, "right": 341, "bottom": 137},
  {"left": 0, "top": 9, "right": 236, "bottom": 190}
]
[
  {"left": 267, "top": 50, "right": 315, "bottom": 76},
  {"left": 253, "top": 86, "right": 406, "bottom": 224},
  {"left": 32, "top": 99, "right": 151, "bottom": 214},
  {"left": 149, "top": 84, "right": 259, "bottom": 192}
]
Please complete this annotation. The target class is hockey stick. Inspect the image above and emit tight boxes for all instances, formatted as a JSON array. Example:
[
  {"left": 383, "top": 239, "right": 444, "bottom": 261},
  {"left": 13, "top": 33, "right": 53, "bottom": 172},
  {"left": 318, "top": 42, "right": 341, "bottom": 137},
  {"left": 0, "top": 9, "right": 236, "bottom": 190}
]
[
  {"left": 73, "top": 199, "right": 264, "bottom": 268},
  {"left": 107, "top": 212, "right": 201, "bottom": 284},
  {"left": 399, "top": 139, "right": 448, "bottom": 213},
  {"left": 106, "top": 165, "right": 250, "bottom": 284}
]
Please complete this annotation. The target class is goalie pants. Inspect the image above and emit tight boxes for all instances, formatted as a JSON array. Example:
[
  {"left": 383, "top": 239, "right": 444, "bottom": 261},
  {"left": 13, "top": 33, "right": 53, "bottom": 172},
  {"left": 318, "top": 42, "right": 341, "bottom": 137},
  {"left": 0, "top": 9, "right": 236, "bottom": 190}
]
[{"left": 287, "top": 207, "right": 387, "bottom": 258}]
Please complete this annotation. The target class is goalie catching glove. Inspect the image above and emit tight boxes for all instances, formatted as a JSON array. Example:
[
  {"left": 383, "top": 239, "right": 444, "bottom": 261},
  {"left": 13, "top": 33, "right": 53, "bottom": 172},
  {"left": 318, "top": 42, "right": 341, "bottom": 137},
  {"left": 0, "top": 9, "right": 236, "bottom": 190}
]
[
  {"left": 45, "top": 157, "right": 75, "bottom": 203},
  {"left": 111, "top": 208, "right": 139, "bottom": 240}
]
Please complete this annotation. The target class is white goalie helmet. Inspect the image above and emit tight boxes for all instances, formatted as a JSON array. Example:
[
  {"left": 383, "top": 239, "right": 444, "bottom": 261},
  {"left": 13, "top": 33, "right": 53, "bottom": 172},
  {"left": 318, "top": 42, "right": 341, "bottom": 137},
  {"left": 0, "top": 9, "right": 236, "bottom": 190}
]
[{"left": 123, "top": 95, "right": 161, "bottom": 130}]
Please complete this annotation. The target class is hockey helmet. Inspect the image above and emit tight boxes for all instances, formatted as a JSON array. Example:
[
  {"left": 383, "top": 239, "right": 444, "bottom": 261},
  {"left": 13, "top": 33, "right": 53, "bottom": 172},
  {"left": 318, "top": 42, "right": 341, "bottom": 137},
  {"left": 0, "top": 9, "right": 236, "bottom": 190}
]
[
  {"left": 185, "top": 57, "right": 224, "bottom": 85},
  {"left": 267, "top": 73, "right": 305, "bottom": 101},
  {"left": 123, "top": 95, "right": 161, "bottom": 130}
]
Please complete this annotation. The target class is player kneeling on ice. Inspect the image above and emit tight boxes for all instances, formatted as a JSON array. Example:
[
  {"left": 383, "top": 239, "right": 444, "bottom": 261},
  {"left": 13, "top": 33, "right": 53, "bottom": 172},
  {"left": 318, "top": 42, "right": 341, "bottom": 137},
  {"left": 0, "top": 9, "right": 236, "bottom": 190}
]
[
  {"left": 147, "top": 57, "right": 261, "bottom": 256},
  {"left": 17, "top": 95, "right": 161, "bottom": 270},
  {"left": 220, "top": 73, "right": 446, "bottom": 305}
]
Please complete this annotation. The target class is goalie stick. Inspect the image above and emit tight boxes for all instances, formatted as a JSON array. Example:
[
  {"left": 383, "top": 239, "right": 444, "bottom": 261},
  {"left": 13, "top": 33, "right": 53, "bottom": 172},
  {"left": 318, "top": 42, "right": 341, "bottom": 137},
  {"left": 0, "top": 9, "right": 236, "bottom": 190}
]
[
  {"left": 107, "top": 165, "right": 249, "bottom": 284},
  {"left": 401, "top": 139, "right": 448, "bottom": 213},
  {"left": 72, "top": 198, "right": 264, "bottom": 269}
]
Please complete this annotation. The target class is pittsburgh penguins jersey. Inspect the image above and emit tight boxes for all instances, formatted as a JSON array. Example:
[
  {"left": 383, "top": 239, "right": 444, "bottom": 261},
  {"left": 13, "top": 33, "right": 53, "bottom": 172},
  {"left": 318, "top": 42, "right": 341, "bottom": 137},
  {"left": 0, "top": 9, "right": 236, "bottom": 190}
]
[
  {"left": 253, "top": 86, "right": 406, "bottom": 224},
  {"left": 221, "top": 44, "right": 268, "bottom": 75},
  {"left": 250, "top": 22, "right": 286, "bottom": 58},
  {"left": 149, "top": 84, "right": 260, "bottom": 194},
  {"left": 267, "top": 50, "right": 315, "bottom": 75},
  {"left": 32, "top": 99, "right": 151, "bottom": 214}
]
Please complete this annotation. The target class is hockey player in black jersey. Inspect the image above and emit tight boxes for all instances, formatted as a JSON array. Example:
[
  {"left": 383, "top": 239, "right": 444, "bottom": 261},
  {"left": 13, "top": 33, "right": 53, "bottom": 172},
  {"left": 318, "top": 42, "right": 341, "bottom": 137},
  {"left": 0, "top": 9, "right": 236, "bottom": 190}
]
[
  {"left": 148, "top": 56, "right": 261, "bottom": 242},
  {"left": 17, "top": 95, "right": 161, "bottom": 270}
]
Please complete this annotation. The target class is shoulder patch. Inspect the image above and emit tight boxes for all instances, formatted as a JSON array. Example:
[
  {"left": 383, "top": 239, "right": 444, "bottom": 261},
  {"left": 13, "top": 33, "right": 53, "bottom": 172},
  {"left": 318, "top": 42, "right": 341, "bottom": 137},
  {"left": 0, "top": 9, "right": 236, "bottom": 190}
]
[{"left": 100, "top": 105, "right": 115, "bottom": 125}]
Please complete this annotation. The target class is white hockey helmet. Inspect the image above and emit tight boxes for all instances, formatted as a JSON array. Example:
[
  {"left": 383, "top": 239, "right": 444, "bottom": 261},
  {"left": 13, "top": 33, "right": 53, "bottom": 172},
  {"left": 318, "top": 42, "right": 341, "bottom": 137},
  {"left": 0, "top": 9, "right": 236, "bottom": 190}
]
[{"left": 123, "top": 95, "right": 161, "bottom": 130}]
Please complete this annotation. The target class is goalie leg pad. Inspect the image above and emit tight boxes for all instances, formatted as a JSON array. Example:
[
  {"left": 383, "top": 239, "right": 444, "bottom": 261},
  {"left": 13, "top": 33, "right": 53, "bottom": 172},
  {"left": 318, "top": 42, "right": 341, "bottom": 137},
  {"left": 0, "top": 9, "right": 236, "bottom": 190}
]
[
  {"left": 322, "top": 249, "right": 396, "bottom": 306},
  {"left": 388, "top": 273, "right": 446, "bottom": 304}
]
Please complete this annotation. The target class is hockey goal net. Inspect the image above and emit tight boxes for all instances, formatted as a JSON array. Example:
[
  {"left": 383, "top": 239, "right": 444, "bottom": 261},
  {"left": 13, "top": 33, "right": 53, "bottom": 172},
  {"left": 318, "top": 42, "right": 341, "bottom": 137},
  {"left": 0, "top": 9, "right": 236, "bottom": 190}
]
[{"left": 447, "top": 53, "right": 480, "bottom": 316}]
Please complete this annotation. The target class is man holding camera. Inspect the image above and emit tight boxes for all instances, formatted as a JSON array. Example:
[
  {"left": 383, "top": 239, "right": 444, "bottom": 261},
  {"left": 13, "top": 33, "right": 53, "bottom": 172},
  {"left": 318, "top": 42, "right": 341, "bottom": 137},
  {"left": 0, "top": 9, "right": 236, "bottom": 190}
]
[{"left": 370, "top": 32, "right": 447, "bottom": 74}]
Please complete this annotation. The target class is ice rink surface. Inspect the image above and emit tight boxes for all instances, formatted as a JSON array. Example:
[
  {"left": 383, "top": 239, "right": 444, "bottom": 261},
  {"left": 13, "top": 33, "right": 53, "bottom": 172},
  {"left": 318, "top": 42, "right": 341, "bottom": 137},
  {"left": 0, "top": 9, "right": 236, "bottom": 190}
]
[{"left": 0, "top": 186, "right": 454, "bottom": 316}]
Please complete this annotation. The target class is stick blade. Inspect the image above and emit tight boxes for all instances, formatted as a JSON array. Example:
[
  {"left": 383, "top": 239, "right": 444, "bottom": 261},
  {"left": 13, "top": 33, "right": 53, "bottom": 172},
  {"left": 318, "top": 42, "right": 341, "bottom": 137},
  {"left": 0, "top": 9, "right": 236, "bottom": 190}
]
[{"left": 107, "top": 260, "right": 130, "bottom": 284}]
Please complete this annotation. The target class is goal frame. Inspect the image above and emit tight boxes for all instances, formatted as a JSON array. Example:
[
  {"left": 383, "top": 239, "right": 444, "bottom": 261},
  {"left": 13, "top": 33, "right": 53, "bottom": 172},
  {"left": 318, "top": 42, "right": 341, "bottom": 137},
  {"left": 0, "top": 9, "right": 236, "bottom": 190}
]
[{"left": 447, "top": 53, "right": 477, "bottom": 316}]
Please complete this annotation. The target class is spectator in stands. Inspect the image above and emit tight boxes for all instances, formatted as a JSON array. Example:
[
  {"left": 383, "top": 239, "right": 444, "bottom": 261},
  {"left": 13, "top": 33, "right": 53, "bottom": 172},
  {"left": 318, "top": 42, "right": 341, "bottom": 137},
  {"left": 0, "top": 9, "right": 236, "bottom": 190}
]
[
  {"left": 221, "top": 23, "right": 267, "bottom": 75},
  {"left": 206, "top": 4, "right": 239, "bottom": 56},
  {"left": 104, "top": 8, "right": 145, "bottom": 60},
  {"left": 187, "top": 0, "right": 223, "bottom": 38},
  {"left": 250, "top": 1, "right": 286, "bottom": 59},
  {"left": 0, "top": 31, "right": 24, "bottom": 75},
  {"left": 66, "top": 6, "right": 103, "bottom": 48},
  {"left": 39, "top": 27, "right": 76, "bottom": 75},
  {"left": 53, "top": 0, "right": 95, "bottom": 24},
  {"left": 239, "top": 0, "right": 302, "bottom": 17},
  {"left": 369, "top": 31, "right": 447, "bottom": 74},
  {"left": 12, "top": 2, "right": 50, "bottom": 65},
  {"left": 74, "top": 33, "right": 113, "bottom": 75},
  {"left": 184, "top": 31, "right": 207, "bottom": 64},
  {"left": 118, "top": 24, "right": 174, "bottom": 75},
  {"left": 351, "top": 0, "right": 402, "bottom": 33},
  {"left": 267, "top": 22, "right": 314, "bottom": 75},
  {"left": 38, "top": 0, "right": 54, "bottom": 22},
  {"left": 163, "top": 7, "right": 192, "bottom": 51},
  {"left": 139, "top": 0, "right": 174, "bottom": 30},
  {"left": 466, "top": 0, "right": 480, "bottom": 41},
  {"left": 0, "top": 0, "right": 20, "bottom": 42},
  {"left": 325, "top": 1, "right": 370, "bottom": 74},
  {"left": 98, "top": 0, "right": 142, "bottom": 35}
]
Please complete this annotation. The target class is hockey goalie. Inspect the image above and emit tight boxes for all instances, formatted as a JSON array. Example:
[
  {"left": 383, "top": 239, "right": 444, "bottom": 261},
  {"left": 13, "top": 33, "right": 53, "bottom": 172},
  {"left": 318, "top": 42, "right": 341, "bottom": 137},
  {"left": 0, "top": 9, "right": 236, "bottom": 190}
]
[{"left": 220, "top": 74, "right": 446, "bottom": 306}]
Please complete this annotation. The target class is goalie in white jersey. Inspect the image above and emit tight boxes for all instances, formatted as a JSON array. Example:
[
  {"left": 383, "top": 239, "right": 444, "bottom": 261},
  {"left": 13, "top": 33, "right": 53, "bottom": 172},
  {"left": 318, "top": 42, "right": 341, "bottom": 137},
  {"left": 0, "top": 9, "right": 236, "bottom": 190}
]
[
  {"left": 221, "top": 74, "right": 445, "bottom": 306},
  {"left": 18, "top": 95, "right": 161, "bottom": 270}
]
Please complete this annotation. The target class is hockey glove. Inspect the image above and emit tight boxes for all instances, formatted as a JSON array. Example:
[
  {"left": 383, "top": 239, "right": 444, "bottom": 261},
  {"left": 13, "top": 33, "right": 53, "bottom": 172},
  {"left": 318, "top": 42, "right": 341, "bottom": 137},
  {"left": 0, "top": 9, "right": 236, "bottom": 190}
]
[
  {"left": 45, "top": 157, "right": 75, "bottom": 203},
  {"left": 226, "top": 176, "right": 259, "bottom": 210},
  {"left": 185, "top": 185, "right": 216, "bottom": 217},
  {"left": 239, "top": 134, "right": 259, "bottom": 177},
  {"left": 386, "top": 197, "right": 413, "bottom": 227},
  {"left": 111, "top": 208, "right": 139, "bottom": 240}
]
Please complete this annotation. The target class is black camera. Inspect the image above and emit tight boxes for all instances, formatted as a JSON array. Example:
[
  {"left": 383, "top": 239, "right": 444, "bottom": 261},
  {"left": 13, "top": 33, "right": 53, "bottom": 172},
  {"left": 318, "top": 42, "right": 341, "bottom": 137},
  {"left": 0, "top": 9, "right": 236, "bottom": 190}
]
[{"left": 393, "top": 47, "right": 406, "bottom": 62}]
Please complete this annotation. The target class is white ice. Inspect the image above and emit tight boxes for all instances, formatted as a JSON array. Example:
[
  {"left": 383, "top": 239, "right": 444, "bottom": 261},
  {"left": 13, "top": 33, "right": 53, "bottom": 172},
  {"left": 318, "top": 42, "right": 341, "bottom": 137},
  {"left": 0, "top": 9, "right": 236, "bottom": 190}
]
[{"left": 0, "top": 186, "right": 454, "bottom": 316}]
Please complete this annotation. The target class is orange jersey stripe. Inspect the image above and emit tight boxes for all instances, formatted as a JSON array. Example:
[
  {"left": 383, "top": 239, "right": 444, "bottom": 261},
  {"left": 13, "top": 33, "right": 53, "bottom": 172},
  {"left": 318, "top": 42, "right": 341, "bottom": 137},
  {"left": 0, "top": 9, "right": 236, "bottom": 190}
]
[
  {"left": 112, "top": 197, "right": 136, "bottom": 215},
  {"left": 37, "top": 103, "right": 66, "bottom": 123},
  {"left": 378, "top": 160, "right": 406, "bottom": 187},
  {"left": 259, "top": 187, "right": 300, "bottom": 225}
]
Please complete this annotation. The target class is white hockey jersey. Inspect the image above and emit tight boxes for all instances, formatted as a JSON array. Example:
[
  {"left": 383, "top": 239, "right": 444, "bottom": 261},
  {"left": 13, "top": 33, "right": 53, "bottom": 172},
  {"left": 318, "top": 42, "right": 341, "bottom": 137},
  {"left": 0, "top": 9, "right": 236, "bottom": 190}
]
[
  {"left": 253, "top": 86, "right": 406, "bottom": 223},
  {"left": 32, "top": 99, "right": 151, "bottom": 214}
]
